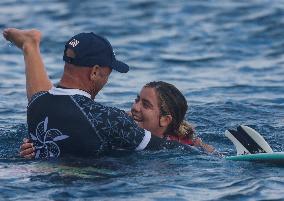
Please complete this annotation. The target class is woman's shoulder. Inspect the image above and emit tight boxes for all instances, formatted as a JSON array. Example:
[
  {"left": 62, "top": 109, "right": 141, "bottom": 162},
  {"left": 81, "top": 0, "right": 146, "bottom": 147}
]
[{"left": 167, "top": 135, "right": 194, "bottom": 146}]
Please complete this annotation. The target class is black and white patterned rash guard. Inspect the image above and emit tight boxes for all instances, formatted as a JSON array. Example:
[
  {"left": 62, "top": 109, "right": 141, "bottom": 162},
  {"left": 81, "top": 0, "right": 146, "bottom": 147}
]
[{"left": 27, "top": 87, "right": 154, "bottom": 159}]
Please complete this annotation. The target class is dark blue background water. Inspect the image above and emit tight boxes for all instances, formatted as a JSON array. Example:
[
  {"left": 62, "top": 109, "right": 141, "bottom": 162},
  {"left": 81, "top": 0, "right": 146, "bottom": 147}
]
[{"left": 0, "top": 0, "right": 283, "bottom": 200}]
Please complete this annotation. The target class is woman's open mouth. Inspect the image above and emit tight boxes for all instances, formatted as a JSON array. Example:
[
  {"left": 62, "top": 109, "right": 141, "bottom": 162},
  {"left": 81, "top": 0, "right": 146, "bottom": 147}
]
[{"left": 132, "top": 113, "right": 143, "bottom": 122}]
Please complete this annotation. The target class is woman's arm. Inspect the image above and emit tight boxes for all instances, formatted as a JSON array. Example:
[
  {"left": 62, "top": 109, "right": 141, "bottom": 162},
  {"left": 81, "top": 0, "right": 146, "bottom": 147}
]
[{"left": 193, "top": 137, "right": 215, "bottom": 153}]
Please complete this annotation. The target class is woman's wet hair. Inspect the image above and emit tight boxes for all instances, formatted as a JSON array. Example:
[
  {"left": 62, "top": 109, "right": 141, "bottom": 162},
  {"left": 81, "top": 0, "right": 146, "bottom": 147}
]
[{"left": 144, "top": 81, "right": 195, "bottom": 139}]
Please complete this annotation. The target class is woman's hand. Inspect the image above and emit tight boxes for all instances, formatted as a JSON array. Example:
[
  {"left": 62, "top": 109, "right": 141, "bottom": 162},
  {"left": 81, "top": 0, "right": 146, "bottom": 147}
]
[
  {"left": 194, "top": 137, "right": 215, "bottom": 153},
  {"left": 19, "top": 138, "right": 35, "bottom": 159}
]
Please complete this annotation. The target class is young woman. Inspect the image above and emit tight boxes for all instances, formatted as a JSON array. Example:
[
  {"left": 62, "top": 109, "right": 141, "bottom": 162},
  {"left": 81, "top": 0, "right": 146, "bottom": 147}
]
[
  {"left": 20, "top": 81, "right": 214, "bottom": 158},
  {"left": 130, "top": 81, "right": 215, "bottom": 152}
]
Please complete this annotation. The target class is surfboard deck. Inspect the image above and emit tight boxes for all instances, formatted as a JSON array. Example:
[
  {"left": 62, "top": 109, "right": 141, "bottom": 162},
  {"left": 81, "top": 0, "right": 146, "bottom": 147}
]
[{"left": 225, "top": 152, "right": 284, "bottom": 165}]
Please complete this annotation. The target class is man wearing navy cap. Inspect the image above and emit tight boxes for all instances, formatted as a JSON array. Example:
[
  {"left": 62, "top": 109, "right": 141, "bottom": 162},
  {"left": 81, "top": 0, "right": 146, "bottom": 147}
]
[
  {"left": 60, "top": 31, "right": 129, "bottom": 99},
  {"left": 3, "top": 28, "right": 193, "bottom": 159}
]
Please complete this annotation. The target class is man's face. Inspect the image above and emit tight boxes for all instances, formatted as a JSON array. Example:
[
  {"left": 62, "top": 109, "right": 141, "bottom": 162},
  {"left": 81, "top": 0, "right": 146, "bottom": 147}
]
[
  {"left": 91, "top": 66, "right": 112, "bottom": 98},
  {"left": 97, "top": 66, "right": 112, "bottom": 90}
]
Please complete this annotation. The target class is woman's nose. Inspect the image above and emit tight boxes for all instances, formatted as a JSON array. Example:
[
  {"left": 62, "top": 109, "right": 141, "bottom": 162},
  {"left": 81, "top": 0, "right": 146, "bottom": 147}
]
[{"left": 131, "top": 101, "right": 141, "bottom": 112}]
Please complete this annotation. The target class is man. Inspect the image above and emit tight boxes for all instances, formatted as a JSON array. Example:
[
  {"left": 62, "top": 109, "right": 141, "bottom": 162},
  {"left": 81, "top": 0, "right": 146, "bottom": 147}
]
[{"left": 3, "top": 28, "right": 194, "bottom": 159}]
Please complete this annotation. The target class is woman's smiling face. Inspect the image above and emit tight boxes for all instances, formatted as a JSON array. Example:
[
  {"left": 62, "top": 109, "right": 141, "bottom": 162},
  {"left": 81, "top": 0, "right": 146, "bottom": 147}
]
[{"left": 131, "top": 87, "right": 165, "bottom": 137}]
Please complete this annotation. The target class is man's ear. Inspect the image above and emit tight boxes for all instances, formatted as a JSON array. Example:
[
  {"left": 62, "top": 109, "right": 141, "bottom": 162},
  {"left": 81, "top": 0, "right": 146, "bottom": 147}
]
[
  {"left": 160, "top": 115, "right": 173, "bottom": 128},
  {"left": 90, "top": 65, "right": 100, "bottom": 81}
]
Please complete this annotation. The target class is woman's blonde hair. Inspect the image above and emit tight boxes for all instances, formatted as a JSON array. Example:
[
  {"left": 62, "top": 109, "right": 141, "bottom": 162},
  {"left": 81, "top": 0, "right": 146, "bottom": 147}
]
[{"left": 144, "top": 81, "right": 195, "bottom": 140}]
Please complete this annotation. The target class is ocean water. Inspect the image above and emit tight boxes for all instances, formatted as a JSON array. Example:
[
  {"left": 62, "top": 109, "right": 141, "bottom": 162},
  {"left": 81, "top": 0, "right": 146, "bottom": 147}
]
[{"left": 0, "top": 0, "right": 283, "bottom": 200}]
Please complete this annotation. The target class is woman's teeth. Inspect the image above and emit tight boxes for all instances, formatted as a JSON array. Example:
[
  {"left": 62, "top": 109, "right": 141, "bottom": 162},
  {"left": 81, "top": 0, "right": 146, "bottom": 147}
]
[{"left": 133, "top": 115, "right": 142, "bottom": 122}]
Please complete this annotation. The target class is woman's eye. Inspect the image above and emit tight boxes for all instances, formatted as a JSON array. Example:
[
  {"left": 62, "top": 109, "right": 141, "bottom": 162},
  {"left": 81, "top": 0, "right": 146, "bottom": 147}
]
[
  {"left": 142, "top": 102, "right": 150, "bottom": 109},
  {"left": 134, "top": 97, "right": 139, "bottom": 103}
]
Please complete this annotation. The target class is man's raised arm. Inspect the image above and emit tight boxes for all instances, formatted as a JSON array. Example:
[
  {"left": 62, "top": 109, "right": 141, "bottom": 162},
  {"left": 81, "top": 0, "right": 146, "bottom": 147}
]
[{"left": 3, "top": 28, "right": 52, "bottom": 101}]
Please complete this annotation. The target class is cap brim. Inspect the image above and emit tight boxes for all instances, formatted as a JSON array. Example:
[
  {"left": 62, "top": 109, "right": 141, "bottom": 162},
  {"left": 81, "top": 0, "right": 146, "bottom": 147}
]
[{"left": 110, "top": 60, "right": 129, "bottom": 73}]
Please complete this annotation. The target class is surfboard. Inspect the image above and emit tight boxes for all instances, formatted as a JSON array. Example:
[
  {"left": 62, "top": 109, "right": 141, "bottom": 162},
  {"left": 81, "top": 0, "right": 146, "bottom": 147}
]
[
  {"left": 225, "top": 125, "right": 284, "bottom": 165},
  {"left": 226, "top": 152, "right": 284, "bottom": 164}
]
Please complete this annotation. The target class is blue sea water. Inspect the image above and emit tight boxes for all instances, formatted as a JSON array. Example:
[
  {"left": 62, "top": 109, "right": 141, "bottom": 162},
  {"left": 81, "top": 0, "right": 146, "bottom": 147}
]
[{"left": 0, "top": 0, "right": 283, "bottom": 200}]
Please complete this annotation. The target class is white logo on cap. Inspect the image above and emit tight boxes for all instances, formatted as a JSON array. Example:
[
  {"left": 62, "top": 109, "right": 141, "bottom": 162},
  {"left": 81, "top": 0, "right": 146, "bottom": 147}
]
[{"left": 69, "top": 39, "right": 79, "bottom": 47}]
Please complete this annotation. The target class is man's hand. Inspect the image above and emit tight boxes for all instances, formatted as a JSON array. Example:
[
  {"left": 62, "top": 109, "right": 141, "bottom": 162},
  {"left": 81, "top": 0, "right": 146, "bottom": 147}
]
[{"left": 20, "top": 138, "right": 35, "bottom": 159}]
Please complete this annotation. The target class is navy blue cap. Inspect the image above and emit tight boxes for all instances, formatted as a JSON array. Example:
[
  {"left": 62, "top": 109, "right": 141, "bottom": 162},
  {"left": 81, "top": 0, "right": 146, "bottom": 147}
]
[{"left": 63, "top": 32, "right": 129, "bottom": 73}]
